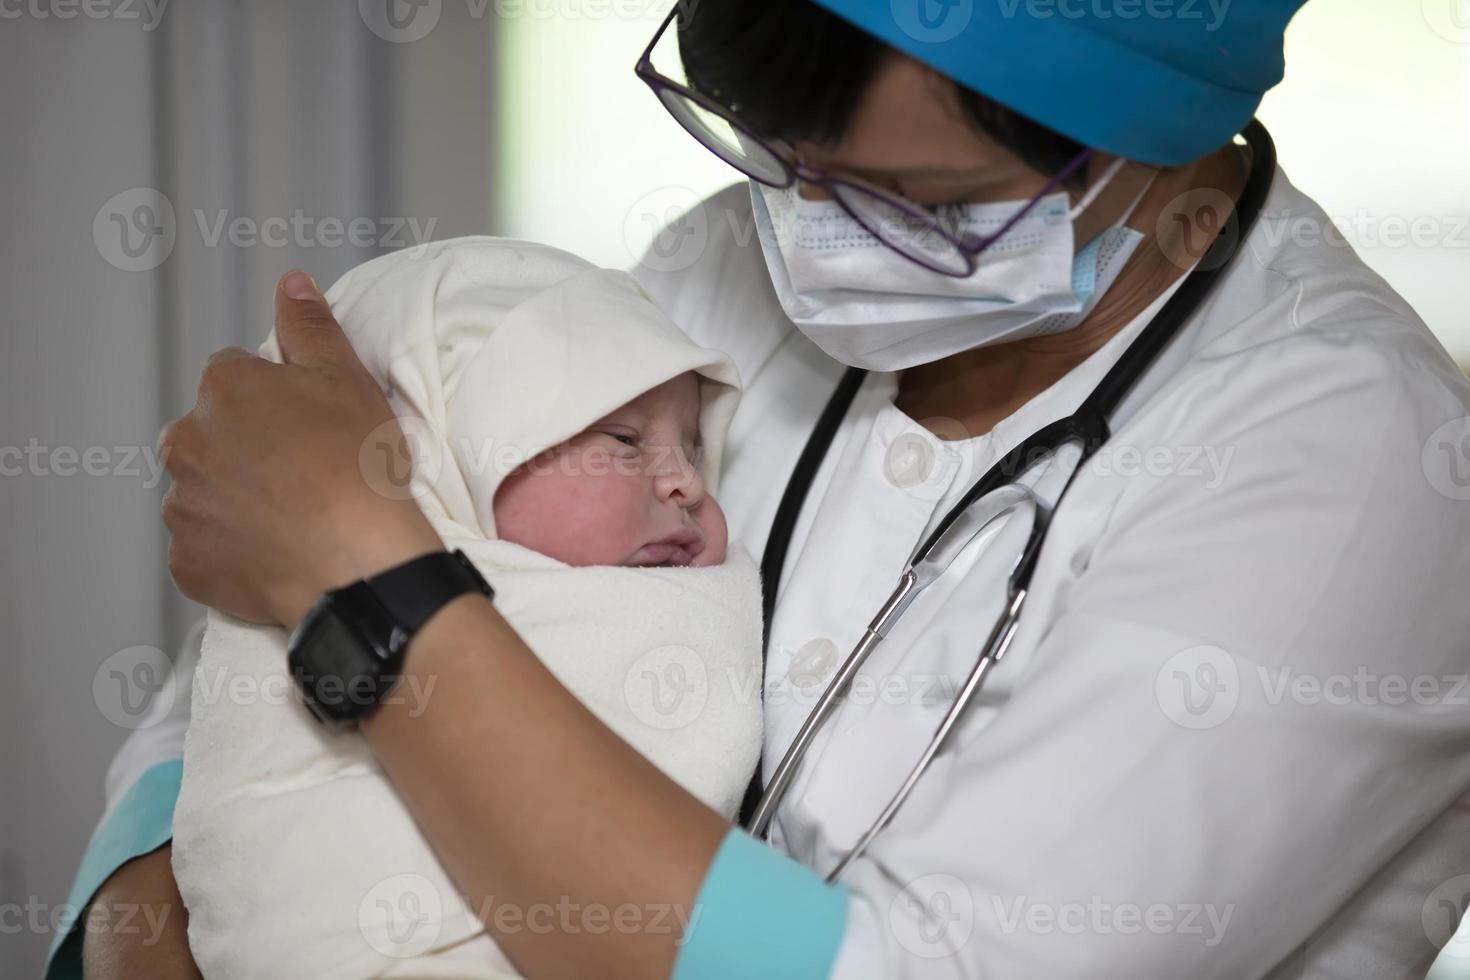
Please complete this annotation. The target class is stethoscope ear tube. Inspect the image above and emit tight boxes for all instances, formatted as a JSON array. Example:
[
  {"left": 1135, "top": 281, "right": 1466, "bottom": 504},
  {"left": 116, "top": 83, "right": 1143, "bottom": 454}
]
[
  {"left": 747, "top": 486, "right": 1054, "bottom": 842},
  {"left": 822, "top": 586, "right": 1029, "bottom": 883},
  {"left": 743, "top": 122, "right": 1278, "bottom": 869}
]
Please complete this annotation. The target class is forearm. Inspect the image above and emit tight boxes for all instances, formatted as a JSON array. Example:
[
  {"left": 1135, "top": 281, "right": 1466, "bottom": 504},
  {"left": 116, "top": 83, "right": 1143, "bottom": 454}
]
[
  {"left": 81, "top": 845, "right": 201, "bottom": 980},
  {"left": 360, "top": 592, "right": 730, "bottom": 980}
]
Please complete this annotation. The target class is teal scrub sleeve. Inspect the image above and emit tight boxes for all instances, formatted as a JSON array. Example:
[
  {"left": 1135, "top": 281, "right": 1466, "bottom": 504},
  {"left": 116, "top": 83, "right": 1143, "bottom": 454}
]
[
  {"left": 673, "top": 828, "right": 849, "bottom": 980},
  {"left": 43, "top": 758, "right": 183, "bottom": 980}
]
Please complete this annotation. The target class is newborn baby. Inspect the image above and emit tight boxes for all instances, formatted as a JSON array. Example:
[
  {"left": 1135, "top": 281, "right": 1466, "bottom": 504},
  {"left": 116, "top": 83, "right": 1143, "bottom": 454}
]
[
  {"left": 171, "top": 238, "right": 763, "bottom": 979},
  {"left": 494, "top": 369, "right": 728, "bottom": 569}
]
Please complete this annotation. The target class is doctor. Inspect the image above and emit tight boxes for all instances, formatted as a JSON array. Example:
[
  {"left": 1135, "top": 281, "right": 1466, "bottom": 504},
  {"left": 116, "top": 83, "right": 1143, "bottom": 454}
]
[{"left": 55, "top": 1, "right": 1470, "bottom": 978}]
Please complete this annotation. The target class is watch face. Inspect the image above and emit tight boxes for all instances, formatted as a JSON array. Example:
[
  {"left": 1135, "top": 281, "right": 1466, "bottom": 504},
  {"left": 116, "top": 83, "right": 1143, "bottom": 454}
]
[{"left": 291, "top": 595, "right": 393, "bottom": 720}]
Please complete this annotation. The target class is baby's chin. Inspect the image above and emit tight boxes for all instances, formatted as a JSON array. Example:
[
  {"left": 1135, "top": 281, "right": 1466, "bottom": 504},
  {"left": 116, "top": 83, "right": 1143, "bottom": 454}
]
[{"left": 689, "top": 537, "right": 727, "bottom": 567}]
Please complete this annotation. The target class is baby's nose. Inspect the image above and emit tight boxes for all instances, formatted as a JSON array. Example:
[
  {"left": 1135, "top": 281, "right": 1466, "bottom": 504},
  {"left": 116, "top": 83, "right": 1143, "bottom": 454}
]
[{"left": 655, "top": 445, "right": 704, "bottom": 505}]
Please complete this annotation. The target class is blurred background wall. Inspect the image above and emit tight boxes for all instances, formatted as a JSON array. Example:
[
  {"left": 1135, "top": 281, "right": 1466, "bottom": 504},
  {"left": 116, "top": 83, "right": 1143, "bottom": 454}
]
[
  {"left": 0, "top": 3, "right": 496, "bottom": 975},
  {"left": 1, "top": 0, "right": 1466, "bottom": 976}
]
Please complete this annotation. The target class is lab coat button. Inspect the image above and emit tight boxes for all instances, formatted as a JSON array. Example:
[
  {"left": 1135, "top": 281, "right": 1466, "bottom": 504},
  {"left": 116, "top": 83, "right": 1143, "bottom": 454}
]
[
  {"left": 884, "top": 432, "right": 935, "bottom": 489},
  {"left": 789, "top": 637, "right": 839, "bottom": 689}
]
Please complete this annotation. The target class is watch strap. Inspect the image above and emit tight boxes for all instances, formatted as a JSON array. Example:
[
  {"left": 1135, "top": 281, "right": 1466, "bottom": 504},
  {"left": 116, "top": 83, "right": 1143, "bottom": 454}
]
[{"left": 365, "top": 549, "right": 494, "bottom": 635}]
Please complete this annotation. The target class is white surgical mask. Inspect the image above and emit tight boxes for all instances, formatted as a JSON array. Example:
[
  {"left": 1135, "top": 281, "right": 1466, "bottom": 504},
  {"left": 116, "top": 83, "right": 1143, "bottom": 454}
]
[{"left": 750, "top": 160, "right": 1157, "bottom": 371}]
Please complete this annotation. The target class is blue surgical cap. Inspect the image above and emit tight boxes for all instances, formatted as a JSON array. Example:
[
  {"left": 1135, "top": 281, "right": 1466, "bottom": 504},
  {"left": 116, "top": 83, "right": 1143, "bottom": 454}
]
[{"left": 811, "top": 0, "right": 1308, "bottom": 165}]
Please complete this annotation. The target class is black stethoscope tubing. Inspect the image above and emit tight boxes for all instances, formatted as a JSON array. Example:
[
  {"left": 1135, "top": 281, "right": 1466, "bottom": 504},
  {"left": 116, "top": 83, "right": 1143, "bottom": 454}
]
[{"left": 737, "top": 120, "right": 1277, "bottom": 825}]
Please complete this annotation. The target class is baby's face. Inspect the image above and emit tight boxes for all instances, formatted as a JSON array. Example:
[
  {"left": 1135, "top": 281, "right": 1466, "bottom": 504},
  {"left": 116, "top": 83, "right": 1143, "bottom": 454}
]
[{"left": 491, "top": 372, "right": 728, "bottom": 567}]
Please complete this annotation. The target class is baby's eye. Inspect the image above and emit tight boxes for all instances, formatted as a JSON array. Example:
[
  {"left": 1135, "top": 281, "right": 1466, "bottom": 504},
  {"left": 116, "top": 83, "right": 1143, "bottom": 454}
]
[{"left": 600, "top": 430, "right": 639, "bottom": 448}]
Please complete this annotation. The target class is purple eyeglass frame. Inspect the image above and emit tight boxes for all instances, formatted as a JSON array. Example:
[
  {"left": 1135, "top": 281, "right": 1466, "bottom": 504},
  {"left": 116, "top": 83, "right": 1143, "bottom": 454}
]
[{"left": 634, "top": 5, "right": 1092, "bottom": 277}]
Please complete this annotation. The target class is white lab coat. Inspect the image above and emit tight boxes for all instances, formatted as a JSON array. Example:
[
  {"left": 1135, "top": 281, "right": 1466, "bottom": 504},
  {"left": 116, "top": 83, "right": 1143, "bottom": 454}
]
[{"left": 108, "top": 168, "right": 1470, "bottom": 978}]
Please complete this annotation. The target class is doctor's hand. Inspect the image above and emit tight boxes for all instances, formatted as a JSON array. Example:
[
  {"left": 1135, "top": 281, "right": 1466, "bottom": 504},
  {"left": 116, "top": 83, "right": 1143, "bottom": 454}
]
[{"left": 158, "top": 271, "right": 442, "bottom": 629}]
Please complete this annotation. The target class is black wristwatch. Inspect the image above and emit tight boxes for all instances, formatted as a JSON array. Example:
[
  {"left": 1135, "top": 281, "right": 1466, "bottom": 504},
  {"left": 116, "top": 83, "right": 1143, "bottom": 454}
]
[{"left": 287, "top": 549, "right": 494, "bottom": 727}]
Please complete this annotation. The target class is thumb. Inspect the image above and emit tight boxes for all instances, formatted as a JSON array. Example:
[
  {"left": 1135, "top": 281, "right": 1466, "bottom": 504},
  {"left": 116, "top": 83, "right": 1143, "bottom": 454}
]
[{"left": 274, "top": 270, "right": 354, "bottom": 370}]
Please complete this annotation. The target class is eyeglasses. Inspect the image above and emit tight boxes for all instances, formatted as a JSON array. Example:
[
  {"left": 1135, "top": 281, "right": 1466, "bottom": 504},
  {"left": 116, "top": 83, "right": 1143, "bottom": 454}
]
[{"left": 634, "top": 6, "right": 1093, "bottom": 277}]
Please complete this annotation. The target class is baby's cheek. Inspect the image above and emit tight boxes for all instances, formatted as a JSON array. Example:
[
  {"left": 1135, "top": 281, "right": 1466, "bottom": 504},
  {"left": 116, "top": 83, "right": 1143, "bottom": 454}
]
[
  {"left": 493, "top": 461, "right": 648, "bottom": 566},
  {"left": 694, "top": 496, "right": 730, "bottom": 567}
]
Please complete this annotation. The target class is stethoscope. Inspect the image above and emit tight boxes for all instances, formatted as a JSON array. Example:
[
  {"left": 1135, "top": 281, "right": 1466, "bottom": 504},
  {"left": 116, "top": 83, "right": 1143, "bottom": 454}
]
[{"left": 740, "top": 120, "right": 1277, "bottom": 883}]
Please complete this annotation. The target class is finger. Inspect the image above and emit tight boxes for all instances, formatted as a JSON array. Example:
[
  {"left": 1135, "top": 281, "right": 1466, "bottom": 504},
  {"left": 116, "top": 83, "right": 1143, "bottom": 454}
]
[
  {"left": 196, "top": 346, "right": 263, "bottom": 408},
  {"left": 204, "top": 346, "right": 253, "bottom": 369},
  {"left": 274, "top": 269, "right": 355, "bottom": 371},
  {"left": 156, "top": 414, "right": 197, "bottom": 473}
]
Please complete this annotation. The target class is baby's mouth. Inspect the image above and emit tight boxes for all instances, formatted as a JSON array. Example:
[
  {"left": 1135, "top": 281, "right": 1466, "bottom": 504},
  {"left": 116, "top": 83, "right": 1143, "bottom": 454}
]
[{"left": 630, "top": 527, "right": 705, "bottom": 567}]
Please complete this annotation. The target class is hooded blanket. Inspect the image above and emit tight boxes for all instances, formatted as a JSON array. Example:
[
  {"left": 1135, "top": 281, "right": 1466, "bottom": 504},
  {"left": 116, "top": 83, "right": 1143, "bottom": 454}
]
[{"left": 172, "top": 238, "right": 763, "bottom": 979}]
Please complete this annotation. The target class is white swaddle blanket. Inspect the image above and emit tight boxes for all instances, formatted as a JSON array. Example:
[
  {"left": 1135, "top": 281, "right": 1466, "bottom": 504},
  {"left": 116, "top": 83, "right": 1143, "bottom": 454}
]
[{"left": 171, "top": 238, "right": 764, "bottom": 979}]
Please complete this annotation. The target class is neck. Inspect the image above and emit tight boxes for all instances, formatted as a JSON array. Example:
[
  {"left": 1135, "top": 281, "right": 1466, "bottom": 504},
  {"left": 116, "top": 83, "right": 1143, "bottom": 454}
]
[{"left": 895, "top": 140, "right": 1250, "bottom": 439}]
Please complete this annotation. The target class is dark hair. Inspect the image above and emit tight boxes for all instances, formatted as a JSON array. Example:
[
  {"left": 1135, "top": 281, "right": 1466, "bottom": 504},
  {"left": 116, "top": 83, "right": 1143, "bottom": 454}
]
[{"left": 677, "top": 0, "right": 1086, "bottom": 183}]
